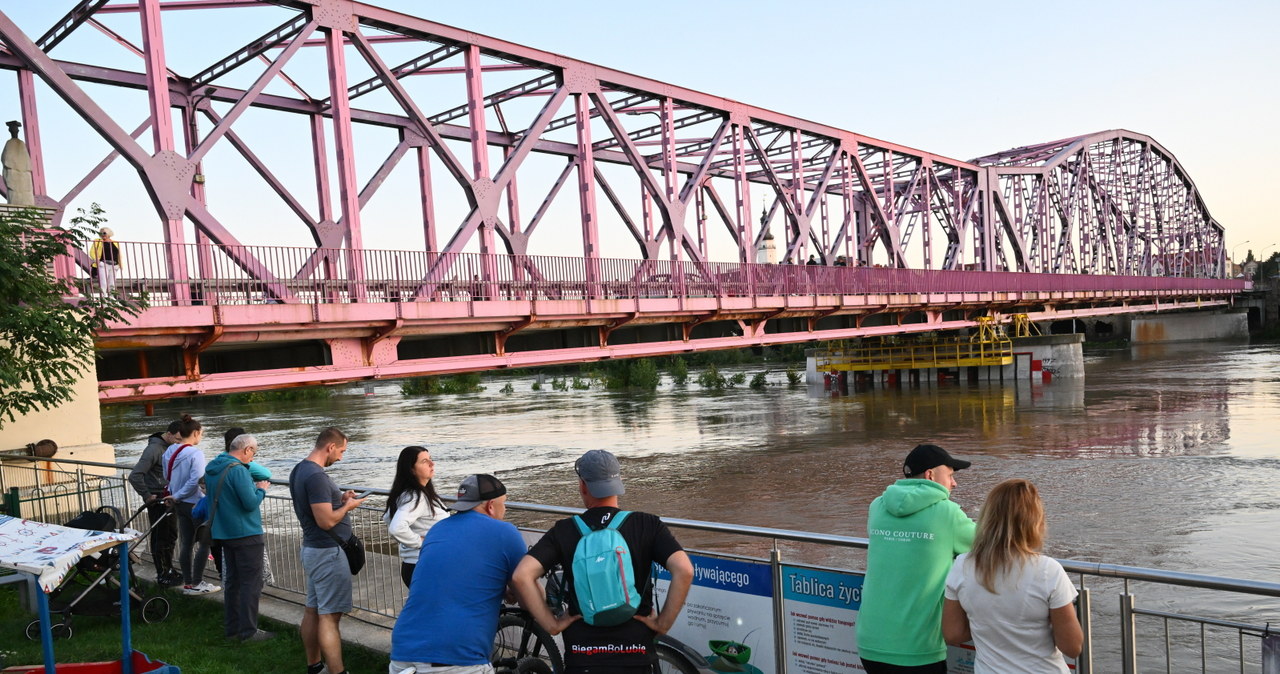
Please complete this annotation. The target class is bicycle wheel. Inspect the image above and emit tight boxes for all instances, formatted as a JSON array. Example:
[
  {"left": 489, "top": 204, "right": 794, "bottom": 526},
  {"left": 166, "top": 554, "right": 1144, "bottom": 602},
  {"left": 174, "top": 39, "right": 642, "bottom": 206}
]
[
  {"left": 516, "top": 658, "right": 554, "bottom": 674},
  {"left": 492, "top": 613, "right": 563, "bottom": 674},
  {"left": 654, "top": 644, "right": 698, "bottom": 674},
  {"left": 141, "top": 595, "right": 170, "bottom": 623}
]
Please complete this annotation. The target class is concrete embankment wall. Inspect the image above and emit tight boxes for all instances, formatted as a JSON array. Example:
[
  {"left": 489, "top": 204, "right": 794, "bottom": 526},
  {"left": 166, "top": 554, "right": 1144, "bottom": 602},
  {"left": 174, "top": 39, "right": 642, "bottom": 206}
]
[
  {"left": 0, "top": 367, "right": 115, "bottom": 472},
  {"left": 1131, "top": 310, "right": 1249, "bottom": 344}
]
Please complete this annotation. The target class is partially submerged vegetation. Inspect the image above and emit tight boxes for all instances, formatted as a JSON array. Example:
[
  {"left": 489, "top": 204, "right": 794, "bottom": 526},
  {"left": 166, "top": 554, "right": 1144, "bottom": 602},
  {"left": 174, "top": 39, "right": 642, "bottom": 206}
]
[
  {"left": 399, "top": 373, "right": 485, "bottom": 396},
  {"left": 224, "top": 386, "right": 335, "bottom": 404}
]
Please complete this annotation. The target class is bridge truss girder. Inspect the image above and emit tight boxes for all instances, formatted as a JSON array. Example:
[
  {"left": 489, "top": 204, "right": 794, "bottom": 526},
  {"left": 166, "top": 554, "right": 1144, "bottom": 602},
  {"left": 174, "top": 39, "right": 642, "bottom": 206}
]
[
  {"left": 0, "top": 0, "right": 1224, "bottom": 295},
  {"left": 976, "top": 130, "right": 1226, "bottom": 278}
]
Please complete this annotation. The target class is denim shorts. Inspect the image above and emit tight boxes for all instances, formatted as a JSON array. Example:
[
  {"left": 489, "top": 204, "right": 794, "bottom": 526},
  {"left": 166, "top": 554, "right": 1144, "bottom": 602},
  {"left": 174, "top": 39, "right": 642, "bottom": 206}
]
[{"left": 301, "top": 545, "right": 352, "bottom": 614}]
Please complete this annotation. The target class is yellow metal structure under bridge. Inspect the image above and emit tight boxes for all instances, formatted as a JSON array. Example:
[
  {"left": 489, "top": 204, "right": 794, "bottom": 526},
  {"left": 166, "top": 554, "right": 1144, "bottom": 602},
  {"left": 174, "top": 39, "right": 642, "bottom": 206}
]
[{"left": 816, "top": 318, "right": 1013, "bottom": 372}]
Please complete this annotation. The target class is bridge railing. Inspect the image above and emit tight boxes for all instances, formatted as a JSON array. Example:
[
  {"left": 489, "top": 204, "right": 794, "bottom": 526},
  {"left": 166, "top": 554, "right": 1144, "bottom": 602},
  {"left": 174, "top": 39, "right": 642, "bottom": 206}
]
[
  {"left": 61, "top": 240, "right": 1248, "bottom": 307},
  {"left": 2, "top": 454, "right": 1276, "bottom": 672}
]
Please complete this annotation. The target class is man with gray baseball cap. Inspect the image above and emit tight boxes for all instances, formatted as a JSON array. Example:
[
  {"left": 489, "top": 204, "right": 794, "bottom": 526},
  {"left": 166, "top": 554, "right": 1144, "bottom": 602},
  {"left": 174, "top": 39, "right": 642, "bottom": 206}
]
[
  {"left": 575, "top": 448, "right": 625, "bottom": 498},
  {"left": 513, "top": 450, "right": 694, "bottom": 674}
]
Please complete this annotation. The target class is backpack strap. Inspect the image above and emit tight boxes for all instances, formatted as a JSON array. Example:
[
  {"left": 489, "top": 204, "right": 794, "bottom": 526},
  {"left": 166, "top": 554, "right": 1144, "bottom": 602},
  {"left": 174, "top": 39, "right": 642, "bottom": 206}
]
[
  {"left": 573, "top": 510, "right": 631, "bottom": 535},
  {"left": 605, "top": 511, "right": 631, "bottom": 530},
  {"left": 162, "top": 445, "right": 192, "bottom": 493},
  {"left": 164, "top": 444, "right": 191, "bottom": 483},
  {"left": 205, "top": 462, "right": 241, "bottom": 526}
]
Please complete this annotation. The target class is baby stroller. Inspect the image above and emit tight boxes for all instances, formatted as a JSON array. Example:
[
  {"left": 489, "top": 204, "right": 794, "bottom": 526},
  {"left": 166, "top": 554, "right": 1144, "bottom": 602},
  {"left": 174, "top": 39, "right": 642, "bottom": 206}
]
[{"left": 23, "top": 505, "right": 172, "bottom": 640}]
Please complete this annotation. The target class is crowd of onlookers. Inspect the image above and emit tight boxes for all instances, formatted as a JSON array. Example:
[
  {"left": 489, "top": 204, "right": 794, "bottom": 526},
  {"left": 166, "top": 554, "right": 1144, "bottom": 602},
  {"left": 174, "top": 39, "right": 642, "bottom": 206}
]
[{"left": 129, "top": 415, "right": 1080, "bottom": 674}]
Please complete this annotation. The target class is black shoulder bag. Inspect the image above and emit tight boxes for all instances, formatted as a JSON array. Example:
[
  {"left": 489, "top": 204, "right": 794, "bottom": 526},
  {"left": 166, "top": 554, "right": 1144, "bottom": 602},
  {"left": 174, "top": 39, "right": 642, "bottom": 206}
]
[
  {"left": 291, "top": 470, "right": 365, "bottom": 575},
  {"left": 325, "top": 522, "right": 365, "bottom": 576}
]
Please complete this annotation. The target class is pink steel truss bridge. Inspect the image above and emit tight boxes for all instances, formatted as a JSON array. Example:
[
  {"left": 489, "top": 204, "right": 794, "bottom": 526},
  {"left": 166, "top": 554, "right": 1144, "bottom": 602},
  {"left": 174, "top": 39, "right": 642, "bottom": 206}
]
[{"left": 0, "top": 1, "right": 1245, "bottom": 402}]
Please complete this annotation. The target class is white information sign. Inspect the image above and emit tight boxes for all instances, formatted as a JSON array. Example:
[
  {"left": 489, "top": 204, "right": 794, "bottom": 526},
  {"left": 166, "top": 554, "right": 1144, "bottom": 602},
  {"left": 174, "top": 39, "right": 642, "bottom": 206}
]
[
  {"left": 655, "top": 553, "right": 774, "bottom": 673},
  {"left": 781, "top": 564, "right": 979, "bottom": 673}
]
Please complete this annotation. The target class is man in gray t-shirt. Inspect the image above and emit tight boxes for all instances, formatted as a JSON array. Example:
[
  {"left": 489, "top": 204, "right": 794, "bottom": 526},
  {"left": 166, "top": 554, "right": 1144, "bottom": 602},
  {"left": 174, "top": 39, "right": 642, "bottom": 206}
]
[
  {"left": 288, "top": 427, "right": 364, "bottom": 674},
  {"left": 291, "top": 460, "right": 354, "bottom": 547}
]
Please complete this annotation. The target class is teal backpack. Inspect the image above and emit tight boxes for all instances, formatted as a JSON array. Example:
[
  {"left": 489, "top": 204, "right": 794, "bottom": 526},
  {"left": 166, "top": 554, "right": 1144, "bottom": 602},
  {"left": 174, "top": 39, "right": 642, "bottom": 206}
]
[{"left": 571, "top": 511, "right": 638, "bottom": 626}]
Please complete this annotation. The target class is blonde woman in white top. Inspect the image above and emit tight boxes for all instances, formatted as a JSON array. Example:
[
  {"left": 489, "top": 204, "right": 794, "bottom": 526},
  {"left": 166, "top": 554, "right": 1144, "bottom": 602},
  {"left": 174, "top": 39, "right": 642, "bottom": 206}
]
[
  {"left": 943, "top": 479, "right": 1082, "bottom": 673},
  {"left": 382, "top": 446, "right": 448, "bottom": 587}
]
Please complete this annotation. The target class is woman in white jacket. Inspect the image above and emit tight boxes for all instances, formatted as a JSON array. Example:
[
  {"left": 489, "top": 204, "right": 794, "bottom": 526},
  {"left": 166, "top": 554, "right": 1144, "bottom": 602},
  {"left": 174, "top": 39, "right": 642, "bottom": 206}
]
[{"left": 382, "top": 446, "right": 447, "bottom": 587}]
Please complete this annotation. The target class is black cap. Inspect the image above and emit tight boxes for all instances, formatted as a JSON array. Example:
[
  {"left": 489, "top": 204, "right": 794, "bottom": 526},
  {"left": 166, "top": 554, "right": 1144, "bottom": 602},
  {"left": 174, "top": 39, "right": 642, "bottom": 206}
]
[
  {"left": 903, "top": 444, "right": 971, "bottom": 477},
  {"left": 454, "top": 474, "right": 507, "bottom": 511}
]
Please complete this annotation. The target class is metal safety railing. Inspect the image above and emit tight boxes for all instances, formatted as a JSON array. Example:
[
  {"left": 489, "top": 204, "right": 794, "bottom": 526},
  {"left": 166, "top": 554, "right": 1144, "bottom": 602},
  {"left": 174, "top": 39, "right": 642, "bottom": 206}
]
[
  {"left": 47, "top": 238, "right": 1248, "bottom": 308},
  {"left": 2, "top": 454, "right": 1277, "bottom": 672}
]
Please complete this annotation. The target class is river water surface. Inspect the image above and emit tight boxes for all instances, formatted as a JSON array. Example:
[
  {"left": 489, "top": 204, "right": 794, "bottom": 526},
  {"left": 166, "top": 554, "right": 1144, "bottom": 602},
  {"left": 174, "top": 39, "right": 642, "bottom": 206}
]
[{"left": 102, "top": 340, "right": 1280, "bottom": 642}]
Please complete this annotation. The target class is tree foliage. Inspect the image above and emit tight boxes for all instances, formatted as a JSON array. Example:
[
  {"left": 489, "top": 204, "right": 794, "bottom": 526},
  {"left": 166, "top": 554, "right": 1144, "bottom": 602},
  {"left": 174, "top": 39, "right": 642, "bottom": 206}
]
[
  {"left": 602, "top": 357, "right": 661, "bottom": 390},
  {"left": 0, "top": 205, "right": 143, "bottom": 428}
]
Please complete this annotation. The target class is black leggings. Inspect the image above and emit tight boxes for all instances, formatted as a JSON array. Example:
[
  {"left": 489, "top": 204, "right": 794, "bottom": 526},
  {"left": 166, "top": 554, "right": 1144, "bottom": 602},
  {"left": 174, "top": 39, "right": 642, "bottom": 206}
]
[{"left": 860, "top": 659, "right": 948, "bottom": 674}]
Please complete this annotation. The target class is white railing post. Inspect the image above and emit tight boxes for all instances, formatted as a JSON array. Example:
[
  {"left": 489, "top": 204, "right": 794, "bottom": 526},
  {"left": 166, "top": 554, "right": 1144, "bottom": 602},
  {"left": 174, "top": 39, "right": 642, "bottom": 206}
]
[
  {"left": 1120, "top": 590, "right": 1138, "bottom": 674},
  {"left": 770, "top": 541, "right": 788, "bottom": 674},
  {"left": 1077, "top": 585, "right": 1093, "bottom": 674}
]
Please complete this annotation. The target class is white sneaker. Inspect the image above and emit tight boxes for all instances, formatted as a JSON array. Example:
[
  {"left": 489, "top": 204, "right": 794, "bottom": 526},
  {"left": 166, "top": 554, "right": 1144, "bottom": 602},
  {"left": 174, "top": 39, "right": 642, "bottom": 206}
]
[{"left": 182, "top": 581, "right": 221, "bottom": 595}]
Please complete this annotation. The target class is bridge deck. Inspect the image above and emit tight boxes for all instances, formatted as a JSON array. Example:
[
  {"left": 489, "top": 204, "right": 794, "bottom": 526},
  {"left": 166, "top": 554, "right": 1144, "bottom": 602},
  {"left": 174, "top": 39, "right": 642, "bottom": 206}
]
[{"left": 78, "top": 243, "right": 1247, "bottom": 403}]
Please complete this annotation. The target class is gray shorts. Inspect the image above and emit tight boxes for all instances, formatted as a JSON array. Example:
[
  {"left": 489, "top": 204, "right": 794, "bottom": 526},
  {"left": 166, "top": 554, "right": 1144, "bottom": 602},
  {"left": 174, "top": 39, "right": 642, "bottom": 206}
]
[
  {"left": 301, "top": 545, "right": 352, "bottom": 614},
  {"left": 388, "top": 664, "right": 492, "bottom": 674}
]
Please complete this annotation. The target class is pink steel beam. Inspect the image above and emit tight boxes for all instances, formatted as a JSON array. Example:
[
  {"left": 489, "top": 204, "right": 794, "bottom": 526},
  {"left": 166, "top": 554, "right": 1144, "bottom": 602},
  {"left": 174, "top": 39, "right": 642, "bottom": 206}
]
[
  {"left": 323, "top": 26, "right": 366, "bottom": 299},
  {"left": 94, "top": 1, "right": 268, "bottom": 13},
  {"left": 35, "top": 0, "right": 110, "bottom": 52},
  {"left": 16, "top": 70, "right": 48, "bottom": 203}
]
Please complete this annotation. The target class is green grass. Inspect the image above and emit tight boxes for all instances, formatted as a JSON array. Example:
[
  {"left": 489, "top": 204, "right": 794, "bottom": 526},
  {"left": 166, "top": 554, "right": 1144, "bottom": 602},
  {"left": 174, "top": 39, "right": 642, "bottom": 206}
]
[{"left": 0, "top": 585, "right": 388, "bottom": 673}]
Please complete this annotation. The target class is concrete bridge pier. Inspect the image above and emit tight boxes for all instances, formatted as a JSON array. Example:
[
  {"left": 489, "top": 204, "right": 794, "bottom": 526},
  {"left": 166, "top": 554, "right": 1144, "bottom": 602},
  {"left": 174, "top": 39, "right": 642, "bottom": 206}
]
[
  {"left": 0, "top": 368, "right": 116, "bottom": 491},
  {"left": 998, "top": 334, "right": 1085, "bottom": 381},
  {"left": 1130, "top": 310, "right": 1249, "bottom": 344}
]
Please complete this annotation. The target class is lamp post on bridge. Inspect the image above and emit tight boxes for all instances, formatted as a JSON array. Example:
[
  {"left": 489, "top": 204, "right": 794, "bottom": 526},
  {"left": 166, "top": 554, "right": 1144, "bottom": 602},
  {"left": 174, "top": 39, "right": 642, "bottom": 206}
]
[
  {"left": 1230, "top": 240, "right": 1251, "bottom": 276},
  {"left": 1257, "top": 243, "right": 1277, "bottom": 282}
]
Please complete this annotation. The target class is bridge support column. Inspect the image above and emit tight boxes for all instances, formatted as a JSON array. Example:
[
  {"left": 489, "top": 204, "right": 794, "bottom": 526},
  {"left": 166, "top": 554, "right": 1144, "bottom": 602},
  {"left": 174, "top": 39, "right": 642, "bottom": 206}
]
[
  {"left": 1131, "top": 310, "right": 1248, "bottom": 343},
  {"left": 1005, "top": 334, "right": 1083, "bottom": 380}
]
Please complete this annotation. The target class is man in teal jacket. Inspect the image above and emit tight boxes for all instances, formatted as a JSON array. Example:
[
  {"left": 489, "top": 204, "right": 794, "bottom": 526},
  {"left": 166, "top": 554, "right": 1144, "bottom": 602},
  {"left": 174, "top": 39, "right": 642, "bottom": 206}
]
[
  {"left": 857, "top": 444, "right": 977, "bottom": 673},
  {"left": 206, "top": 433, "right": 271, "bottom": 642}
]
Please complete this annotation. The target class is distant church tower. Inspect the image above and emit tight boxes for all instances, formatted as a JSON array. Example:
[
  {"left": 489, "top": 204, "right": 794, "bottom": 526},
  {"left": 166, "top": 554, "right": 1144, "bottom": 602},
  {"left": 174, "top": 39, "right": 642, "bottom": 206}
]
[{"left": 758, "top": 228, "right": 776, "bottom": 264}]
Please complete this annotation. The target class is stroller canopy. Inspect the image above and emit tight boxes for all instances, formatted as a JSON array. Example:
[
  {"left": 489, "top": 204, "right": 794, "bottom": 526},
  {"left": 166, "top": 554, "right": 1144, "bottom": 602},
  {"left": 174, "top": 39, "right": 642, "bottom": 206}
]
[{"left": 0, "top": 515, "right": 137, "bottom": 592}]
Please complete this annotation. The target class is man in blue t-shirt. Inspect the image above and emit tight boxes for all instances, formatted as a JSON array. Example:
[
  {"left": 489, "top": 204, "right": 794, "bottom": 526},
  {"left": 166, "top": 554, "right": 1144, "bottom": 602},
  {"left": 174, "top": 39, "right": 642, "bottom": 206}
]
[{"left": 389, "top": 474, "right": 527, "bottom": 673}]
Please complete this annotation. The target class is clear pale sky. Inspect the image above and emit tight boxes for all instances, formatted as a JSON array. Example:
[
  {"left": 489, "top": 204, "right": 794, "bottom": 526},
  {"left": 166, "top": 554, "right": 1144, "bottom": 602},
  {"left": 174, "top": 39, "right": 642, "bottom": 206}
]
[{"left": 3, "top": 1, "right": 1276, "bottom": 261}]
